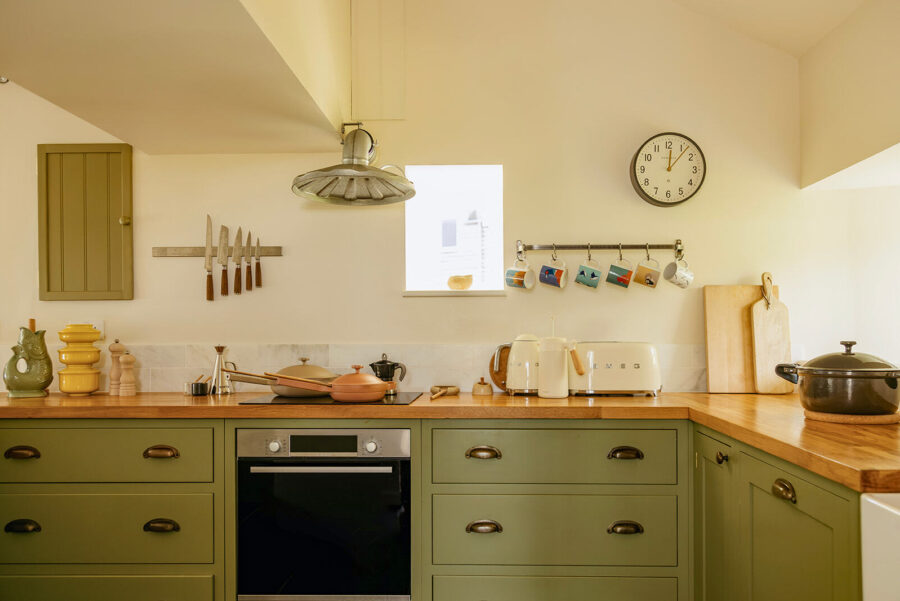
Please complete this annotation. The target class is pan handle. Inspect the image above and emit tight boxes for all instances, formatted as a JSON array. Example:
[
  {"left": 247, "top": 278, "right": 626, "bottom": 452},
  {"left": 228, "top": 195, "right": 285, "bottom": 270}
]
[{"left": 775, "top": 363, "right": 799, "bottom": 385}]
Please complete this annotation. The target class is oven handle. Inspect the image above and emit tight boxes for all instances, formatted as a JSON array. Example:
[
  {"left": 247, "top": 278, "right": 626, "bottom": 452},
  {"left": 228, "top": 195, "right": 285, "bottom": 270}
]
[{"left": 249, "top": 466, "right": 393, "bottom": 474}]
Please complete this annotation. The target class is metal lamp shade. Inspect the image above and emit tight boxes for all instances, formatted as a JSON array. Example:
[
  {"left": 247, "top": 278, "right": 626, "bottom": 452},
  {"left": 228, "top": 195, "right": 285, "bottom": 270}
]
[{"left": 291, "top": 128, "right": 415, "bottom": 206}]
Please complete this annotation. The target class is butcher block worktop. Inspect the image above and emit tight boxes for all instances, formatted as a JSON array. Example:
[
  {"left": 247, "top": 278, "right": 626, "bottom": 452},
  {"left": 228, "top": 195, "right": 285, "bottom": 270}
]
[{"left": 1, "top": 391, "right": 899, "bottom": 493}]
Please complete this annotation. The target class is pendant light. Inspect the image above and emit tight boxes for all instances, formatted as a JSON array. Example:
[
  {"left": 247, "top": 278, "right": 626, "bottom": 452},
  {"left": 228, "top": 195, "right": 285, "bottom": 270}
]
[{"left": 291, "top": 122, "right": 415, "bottom": 206}]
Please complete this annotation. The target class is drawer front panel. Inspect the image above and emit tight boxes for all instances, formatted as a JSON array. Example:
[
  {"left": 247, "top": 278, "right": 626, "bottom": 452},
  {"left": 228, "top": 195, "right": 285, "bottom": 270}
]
[
  {"left": 0, "top": 493, "right": 213, "bottom": 564},
  {"left": 432, "top": 428, "right": 676, "bottom": 484},
  {"left": 0, "top": 428, "right": 213, "bottom": 482},
  {"left": 0, "top": 575, "right": 213, "bottom": 601},
  {"left": 433, "top": 575, "right": 677, "bottom": 601},
  {"left": 433, "top": 494, "right": 677, "bottom": 566}
]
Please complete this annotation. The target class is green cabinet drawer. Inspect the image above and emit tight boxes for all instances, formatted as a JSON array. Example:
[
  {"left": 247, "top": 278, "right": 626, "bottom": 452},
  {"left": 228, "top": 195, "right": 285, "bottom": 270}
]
[
  {"left": 0, "top": 493, "right": 213, "bottom": 564},
  {"left": 0, "top": 575, "right": 213, "bottom": 600},
  {"left": 432, "top": 494, "right": 677, "bottom": 566},
  {"left": 432, "top": 428, "right": 677, "bottom": 484},
  {"left": 0, "top": 428, "right": 213, "bottom": 482},
  {"left": 433, "top": 575, "right": 677, "bottom": 601}
]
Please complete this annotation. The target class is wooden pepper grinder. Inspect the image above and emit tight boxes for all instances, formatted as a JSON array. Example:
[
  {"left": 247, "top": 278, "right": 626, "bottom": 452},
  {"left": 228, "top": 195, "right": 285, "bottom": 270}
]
[
  {"left": 108, "top": 339, "right": 126, "bottom": 395},
  {"left": 118, "top": 352, "right": 137, "bottom": 397}
]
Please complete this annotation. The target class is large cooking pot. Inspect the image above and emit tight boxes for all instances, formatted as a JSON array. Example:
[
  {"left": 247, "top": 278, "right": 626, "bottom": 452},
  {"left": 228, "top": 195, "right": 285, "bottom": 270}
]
[
  {"left": 776, "top": 341, "right": 900, "bottom": 415},
  {"left": 271, "top": 357, "right": 336, "bottom": 397}
]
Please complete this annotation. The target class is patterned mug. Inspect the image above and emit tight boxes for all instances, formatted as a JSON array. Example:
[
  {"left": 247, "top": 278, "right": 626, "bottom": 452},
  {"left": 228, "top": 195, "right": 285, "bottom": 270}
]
[
  {"left": 663, "top": 259, "right": 693, "bottom": 289},
  {"left": 634, "top": 258, "right": 661, "bottom": 288},
  {"left": 574, "top": 259, "right": 602, "bottom": 289},
  {"left": 606, "top": 258, "right": 634, "bottom": 288},
  {"left": 505, "top": 259, "right": 536, "bottom": 289},
  {"left": 539, "top": 258, "right": 567, "bottom": 288}
]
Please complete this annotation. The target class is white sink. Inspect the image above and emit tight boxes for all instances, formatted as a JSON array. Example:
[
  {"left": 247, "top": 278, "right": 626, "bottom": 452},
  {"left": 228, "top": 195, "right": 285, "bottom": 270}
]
[{"left": 862, "top": 493, "right": 900, "bottom": 600}]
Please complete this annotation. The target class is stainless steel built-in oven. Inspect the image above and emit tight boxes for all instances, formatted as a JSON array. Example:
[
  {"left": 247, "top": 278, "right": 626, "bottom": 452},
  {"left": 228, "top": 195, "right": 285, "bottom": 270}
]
[{"left": 237, "top": 429, "right": 411, "bottom": 601}]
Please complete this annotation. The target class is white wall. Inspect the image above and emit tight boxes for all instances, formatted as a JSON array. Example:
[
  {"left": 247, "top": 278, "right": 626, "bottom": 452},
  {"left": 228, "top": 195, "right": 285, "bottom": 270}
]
[
  {"left": 800, "top": 0, "right": 900, "bottom": 187},
  {"left": 2, "top": 0, "right": 886, "bottom": 389}
]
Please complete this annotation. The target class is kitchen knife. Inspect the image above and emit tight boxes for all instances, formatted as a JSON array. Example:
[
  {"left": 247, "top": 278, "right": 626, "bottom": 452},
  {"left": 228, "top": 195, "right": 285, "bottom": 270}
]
[
  {"left": 217, "top": 225, "right": 230, "bottom": 296},
  {"left": 204, "top": 215, "right": 214, "bottom": 301},
  {"left": 244, "top": 231, "right": 253, "bottom": 291},
  {"left": 255, "top": 237, "right": 262, "bottom": 287},
  {"left": 233, "top": 227, "right": 243, "bottom": 295}
]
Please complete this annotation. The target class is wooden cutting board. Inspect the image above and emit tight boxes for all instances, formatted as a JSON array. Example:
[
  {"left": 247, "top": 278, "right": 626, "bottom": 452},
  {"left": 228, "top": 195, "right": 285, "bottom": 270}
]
[
  {"left": 750, "top": 273, "right": 793, "bottom": 394},
  {"left": 704, "top": 284, "right": 779, "bottom": 393},
  {"left": 488, "top": 346, "right": 510, "bottom": 392}
]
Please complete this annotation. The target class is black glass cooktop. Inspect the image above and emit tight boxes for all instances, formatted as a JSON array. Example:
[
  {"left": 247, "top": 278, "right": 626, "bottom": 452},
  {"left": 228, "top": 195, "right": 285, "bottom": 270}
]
[{"left": 239, "top": 392, "right": 423, "bottom": 405}]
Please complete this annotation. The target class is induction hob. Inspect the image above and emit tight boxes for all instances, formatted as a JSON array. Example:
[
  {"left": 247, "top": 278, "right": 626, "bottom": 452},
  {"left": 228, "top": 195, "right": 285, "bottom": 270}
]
[{"left": 239, "top": 392, "right": 423, "bottom": 405}]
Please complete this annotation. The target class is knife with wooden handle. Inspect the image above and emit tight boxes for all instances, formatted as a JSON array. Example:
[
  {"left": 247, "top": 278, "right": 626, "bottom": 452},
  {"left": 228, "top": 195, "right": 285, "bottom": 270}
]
[
  {"left": 255, "top": 237, "right": 262, "bottom": 287},
  {"left": 244, "top": 230, "right": 253, "bottom": 291},
  {"left": 233, "top": 227, "right": 243, "bottom": 295},
  {"left": 204, "top": 215, "right": 214, "bottom": 301},
  {"left": 217, "top": 225, "right": 229, "bottom": 296}
]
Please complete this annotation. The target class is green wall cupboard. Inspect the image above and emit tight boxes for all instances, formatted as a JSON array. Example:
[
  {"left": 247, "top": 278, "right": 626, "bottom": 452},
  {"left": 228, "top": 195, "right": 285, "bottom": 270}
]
[
  {"left": 693, "top": 425, "right": 861, "bottom": 601},
  {"left": 37, "top": 143, "right": 133, "bottom": 300}
]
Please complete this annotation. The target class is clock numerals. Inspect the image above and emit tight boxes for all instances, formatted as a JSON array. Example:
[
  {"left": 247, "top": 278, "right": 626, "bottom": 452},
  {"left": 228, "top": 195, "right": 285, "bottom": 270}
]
[{"left": 630, "top": 132, "right": 705, "bottom": 207}]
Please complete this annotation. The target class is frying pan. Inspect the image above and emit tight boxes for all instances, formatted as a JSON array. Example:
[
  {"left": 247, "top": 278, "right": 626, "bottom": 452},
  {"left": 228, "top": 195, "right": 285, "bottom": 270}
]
[{"left": 265, "top": 365, "right": 393, "bottom": 402}]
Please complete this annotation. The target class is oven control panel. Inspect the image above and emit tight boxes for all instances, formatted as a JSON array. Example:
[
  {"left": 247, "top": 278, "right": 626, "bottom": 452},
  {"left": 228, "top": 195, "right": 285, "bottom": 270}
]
[{"left": 237, "top": 428, "right": 411, "bottom": 459}]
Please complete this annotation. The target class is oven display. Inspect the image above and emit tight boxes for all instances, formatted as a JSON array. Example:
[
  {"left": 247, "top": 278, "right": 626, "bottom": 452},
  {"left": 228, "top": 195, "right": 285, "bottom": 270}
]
[{"left": 289, "top": 435, "right": 357, "bottom": 453}]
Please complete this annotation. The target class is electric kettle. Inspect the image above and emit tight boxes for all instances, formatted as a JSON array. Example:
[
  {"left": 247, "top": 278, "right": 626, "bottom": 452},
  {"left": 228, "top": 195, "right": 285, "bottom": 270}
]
[{"left": 494, "top": 334, "right": 540, "bottom": 395}]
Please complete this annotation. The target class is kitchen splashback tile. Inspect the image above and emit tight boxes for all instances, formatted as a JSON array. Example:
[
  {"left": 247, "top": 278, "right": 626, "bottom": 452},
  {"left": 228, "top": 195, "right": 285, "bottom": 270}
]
[
  {"left": 127, "top": 345, "right": 186, "bottom": 368},
  {"left": 186, "top": 344, "right": 258, "bottom": 370},
  {"left": 258, "top": 344, "right": 329, "bottom": 370}
]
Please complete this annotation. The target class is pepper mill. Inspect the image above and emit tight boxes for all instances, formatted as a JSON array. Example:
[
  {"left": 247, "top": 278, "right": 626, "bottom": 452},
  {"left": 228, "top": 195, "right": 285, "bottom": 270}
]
[
  {"left": 118, "top": 352, "right": 136, "bottom": 397},
  {"left": 108, "top": 339, "right": 126, "bottom": 395}
]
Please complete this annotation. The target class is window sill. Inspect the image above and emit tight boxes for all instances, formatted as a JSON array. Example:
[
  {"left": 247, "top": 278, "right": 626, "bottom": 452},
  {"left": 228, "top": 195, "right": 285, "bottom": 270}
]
[{"left": 402, "top": 290, "right": 507, "bottom": 297}]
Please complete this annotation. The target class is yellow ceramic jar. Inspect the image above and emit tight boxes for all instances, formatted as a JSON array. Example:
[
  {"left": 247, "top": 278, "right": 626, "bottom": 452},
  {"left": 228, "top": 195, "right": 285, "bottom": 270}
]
[{"left": 58, "top": 324, "right": 102, "bottom": 396}]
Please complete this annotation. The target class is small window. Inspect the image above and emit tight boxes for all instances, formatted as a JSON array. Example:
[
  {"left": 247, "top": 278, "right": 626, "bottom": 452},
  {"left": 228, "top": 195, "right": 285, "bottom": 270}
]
[{"left": 404, "top": 165, "right": 504, "bottom": 295}]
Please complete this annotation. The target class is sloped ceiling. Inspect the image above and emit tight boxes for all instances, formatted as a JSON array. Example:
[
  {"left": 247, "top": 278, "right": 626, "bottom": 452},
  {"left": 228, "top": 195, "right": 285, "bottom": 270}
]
[
  {"left": 671, "top": 0, "right": 865, "bottom": 57},
  {"left": 0, "top": 0, "right": 342, "bottom": 153}
]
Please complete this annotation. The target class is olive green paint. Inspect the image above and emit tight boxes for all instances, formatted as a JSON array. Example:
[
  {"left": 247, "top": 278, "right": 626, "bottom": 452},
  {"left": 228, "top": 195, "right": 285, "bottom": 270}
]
[
  {"left": 432, "top": 575, "right": 678, "bottom": 601},
  {"left": 0, "top": 575, "right": 213, "bottom": 600},
  {"left": 37, "top": 143, "right": 133, "bottom": 300}
]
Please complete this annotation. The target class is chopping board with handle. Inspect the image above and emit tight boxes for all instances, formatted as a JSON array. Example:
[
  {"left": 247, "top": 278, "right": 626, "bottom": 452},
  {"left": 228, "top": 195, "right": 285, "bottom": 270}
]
[
  {"left": 751, "top": 273, "right": 793, "bottom": 394},
  {"left": 488, "top": 345, "right": 510, "bottom": 392},
  {"left": 704, "top": 284, "right": 779, "bottom": 393}
]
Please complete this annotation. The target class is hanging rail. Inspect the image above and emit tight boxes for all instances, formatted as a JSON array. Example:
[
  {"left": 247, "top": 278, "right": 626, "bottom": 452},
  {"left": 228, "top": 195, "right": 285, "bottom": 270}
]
[{"left": 516, "top": 239, "right": 683, "bottom": 259}]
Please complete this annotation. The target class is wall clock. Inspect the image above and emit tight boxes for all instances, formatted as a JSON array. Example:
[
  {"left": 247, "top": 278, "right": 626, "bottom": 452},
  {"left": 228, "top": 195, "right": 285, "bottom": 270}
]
[{"left": 630, "top": 132, "right": 706, "bottom": 207}]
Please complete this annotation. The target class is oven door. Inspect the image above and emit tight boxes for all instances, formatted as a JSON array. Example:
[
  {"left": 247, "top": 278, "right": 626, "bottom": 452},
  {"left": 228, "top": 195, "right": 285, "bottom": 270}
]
[{"left": 237, "top": 457, "right": 411, "bottom": 601}]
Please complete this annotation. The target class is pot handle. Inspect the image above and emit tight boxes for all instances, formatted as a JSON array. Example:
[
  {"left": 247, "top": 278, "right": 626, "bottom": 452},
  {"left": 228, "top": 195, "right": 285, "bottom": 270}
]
[
  {"left": 775, "top": 363, "right": 799, "bottom": 384},
  {"left": 492, "top": 344, "right": 511, "bottom": 372},
  {"left": 396, "top": 362, "right": 407, "bottom": 382}
]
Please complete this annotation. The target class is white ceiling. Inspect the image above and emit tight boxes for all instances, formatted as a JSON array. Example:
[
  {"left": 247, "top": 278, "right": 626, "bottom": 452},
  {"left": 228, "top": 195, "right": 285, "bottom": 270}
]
[
  {"left": 0, "top": 0, "right": 341, "bottom": 153},
  {"left": 671, "top": 0, "right": 865, "bottom": 57}
]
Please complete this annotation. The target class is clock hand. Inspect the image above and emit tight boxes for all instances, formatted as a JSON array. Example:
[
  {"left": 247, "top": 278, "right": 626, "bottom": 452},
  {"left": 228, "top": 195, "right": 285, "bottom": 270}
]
[
  {"left": 667, "top": 149, "right": 672, "bottom": 171},
  {"left": 668, "top": 146, "right": 690, "bottom": 171}
]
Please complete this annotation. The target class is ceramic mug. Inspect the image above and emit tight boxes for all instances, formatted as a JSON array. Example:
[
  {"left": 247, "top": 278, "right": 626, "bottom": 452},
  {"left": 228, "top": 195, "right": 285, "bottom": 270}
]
[
  {"left": 574, "top": 260, "right": 602, "bottom": 288},
  {"left": 606, "top": 259, "right": 634, "bottom": 288},
  {"left": 505, "top": 260, "right": 536, "bottom": 289},
  {"left": 663, "top": 259, "right": 693, "bottom": 288},
  {"left": 539, "top": 258, "right": 567, "bottom": 288},
  {"left": 634, "top": 258, "right": 661, "bottom": 288}
]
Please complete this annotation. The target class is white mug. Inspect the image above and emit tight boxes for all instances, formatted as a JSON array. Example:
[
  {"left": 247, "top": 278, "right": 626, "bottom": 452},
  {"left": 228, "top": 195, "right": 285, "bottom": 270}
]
[
  {"left": 663, "top": 259, "right": 693, "bottom": 289},
  {"left": 505, "top": 260, "right": 536, "bottom": 289}
]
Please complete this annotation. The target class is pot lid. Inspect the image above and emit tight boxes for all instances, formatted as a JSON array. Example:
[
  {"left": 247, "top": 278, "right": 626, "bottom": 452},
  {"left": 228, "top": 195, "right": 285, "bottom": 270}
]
[
  {"left": 798, "top": 341, "right": 898, "bottom": 375},
  {"left": 277, "top": 357, "right": 336, "bottom": 381},
  {"left": 333, "top": 365, "right": 389, "bottom": 390}
]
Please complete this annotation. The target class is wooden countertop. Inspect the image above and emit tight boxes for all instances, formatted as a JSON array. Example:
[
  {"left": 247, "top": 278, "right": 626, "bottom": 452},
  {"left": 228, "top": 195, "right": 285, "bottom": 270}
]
[{"left": 1, "top": 391, "right": 898, "bottom": 493}]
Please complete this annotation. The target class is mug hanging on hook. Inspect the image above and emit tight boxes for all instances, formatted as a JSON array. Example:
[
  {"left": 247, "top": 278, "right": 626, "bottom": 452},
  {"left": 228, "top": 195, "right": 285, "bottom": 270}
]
[
  {"left": 540, "top": 243, "right": 568, "bottom": 288},
  {"left": 634, "top": 243, "right": 661, "bottom": 288},
  {"left": 606, "top": 243, "right": 633, "bottom": 288},
  {"left": 575, "top": 242, "right": 602, "bottom": 289}
]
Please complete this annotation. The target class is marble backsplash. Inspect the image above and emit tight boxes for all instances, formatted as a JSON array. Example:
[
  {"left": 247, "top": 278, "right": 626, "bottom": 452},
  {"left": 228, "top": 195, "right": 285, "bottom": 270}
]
[{"left": 1, "top": 343, "right": 708, "bottom": 394}]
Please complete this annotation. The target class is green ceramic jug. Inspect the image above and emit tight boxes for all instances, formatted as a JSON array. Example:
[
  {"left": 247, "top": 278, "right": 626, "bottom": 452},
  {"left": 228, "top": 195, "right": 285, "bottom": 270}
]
[{"left": 3, "top": 328, "right": 54, "bottom": 398}]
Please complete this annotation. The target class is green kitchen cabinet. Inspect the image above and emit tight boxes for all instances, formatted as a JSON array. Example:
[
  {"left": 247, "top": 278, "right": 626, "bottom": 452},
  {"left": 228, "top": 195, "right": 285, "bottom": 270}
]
[
  {"left": 736, "top": 452, "right": 859, "bottom": 601},
  {"left": 693, "top": 430, "right": 736, "bottom": 601},
  {"left": 37, "top": 143, "right": 133, "bottom": 300},
  {"left": 432, "top": 575, "right": 678, "bottom": 601}
]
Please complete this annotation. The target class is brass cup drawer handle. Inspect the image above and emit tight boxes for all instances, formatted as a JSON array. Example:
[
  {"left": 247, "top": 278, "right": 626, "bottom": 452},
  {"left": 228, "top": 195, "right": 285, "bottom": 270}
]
[
  {"left": 607, "top": 520, "right": 644, "bottom": 535},
  {"left": 772, "top": 478, "right": 797, "bottom": 504},
  {"left": 4, "top": 445, "right": 41, "bottom": 460},
  {"left": 465, "top": 445, "right": 502, "bottom": 460},
  {"left": 465, "top": 519, "right": 503, "bottom": 534},
  {"left": 143, "top": 445, "right": 180, "bottom": 459},
  {"left": 143, "top": 518, "right": 181, "bottom": 533},
  {"left": 4, "top": 518, "right": 42, "bottom": 533},
  {"left": 607, "top": 446, "right": 645, "bottom": 460},
  {"left": 715, "top": 451, "right": 729, "bottom": 464}
]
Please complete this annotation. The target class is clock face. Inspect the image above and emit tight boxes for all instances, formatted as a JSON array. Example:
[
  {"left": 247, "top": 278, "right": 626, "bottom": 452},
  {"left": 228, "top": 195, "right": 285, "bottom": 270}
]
[{"left": 630, "top": 132, "right": 706, "bottom": 207}]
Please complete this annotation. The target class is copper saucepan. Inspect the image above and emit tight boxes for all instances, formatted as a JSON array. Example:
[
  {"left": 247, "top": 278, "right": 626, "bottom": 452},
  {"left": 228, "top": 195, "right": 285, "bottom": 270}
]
[{"left": 264, "top": 365, "right": 395, "bottom": 402}]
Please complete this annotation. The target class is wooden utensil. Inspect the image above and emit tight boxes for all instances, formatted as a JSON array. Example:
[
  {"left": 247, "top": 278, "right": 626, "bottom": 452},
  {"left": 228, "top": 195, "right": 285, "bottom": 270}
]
[
  {"left": 265, "top": 366, "right": 390, "bottom": 401},
  {"left": 488, "top": 346, "right": 510, "bottom": 391},
  {"left": 430, "top": 385, "right": 460, "bottom": 400},
  {"left": 704, "top": 284, "right": 779, "bottom": 393},
  {"left": 222, "top": 368, "right": 277, "bottom": 386},
  {"left": 751, "top": 273, "right": 793, "bottom": 394}
]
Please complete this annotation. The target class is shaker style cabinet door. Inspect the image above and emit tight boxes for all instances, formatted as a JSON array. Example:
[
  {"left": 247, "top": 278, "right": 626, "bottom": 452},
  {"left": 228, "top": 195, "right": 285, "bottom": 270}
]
[
  {"left": 735, "top": 453, "right": 859, "bottom": 601},
  {"left": 693, "top": 431, "right": 737, "bottom": 601},
  {"left": 37, "top": 143, "right": 133, "bottom": 300}
]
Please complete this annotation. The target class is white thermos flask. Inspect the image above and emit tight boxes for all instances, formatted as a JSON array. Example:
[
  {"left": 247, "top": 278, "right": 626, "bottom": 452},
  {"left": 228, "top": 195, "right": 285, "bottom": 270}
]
[{"left": 538, "top": 337, "right": 569, "bottom": 398}]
